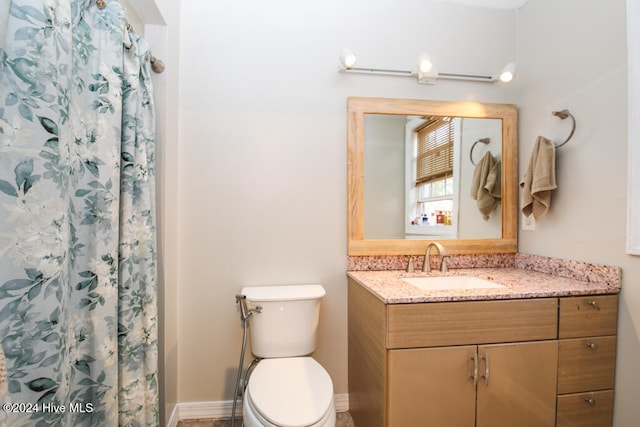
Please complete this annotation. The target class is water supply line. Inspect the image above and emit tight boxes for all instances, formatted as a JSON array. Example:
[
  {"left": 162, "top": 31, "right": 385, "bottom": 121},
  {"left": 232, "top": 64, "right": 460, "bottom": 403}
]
[{"left": 232, "top": 295, "right": 262, "bottom": 427}]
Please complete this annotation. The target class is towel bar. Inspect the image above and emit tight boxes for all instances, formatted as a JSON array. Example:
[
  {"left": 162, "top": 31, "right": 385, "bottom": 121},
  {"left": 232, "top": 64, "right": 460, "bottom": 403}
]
[{"left": 552, "top": 109, "right": 576, "bottom": 148}]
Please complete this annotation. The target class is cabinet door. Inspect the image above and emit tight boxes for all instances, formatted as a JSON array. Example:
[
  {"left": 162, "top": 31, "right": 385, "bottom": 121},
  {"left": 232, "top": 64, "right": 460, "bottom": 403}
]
[
  {"left": 476, "top": 341, "right": 558, "bottom": 427},
  {"left": 388, "top": 346, "right": 476, "bottom": 427}
]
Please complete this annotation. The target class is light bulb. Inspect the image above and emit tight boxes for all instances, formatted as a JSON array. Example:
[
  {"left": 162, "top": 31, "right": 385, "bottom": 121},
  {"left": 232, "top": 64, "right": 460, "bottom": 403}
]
[
  {"left": 418, "top": 53, "right": 433, "bottom": 74},
  {"left": 340, "top": 49, "right": 357, "bottom": 69},
  {"left": 499, "top": 62, "right": 516, "bottom": 83}
]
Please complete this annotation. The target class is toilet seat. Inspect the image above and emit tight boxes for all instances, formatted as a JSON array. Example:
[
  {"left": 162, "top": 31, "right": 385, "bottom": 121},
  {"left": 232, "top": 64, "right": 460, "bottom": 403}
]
[
  {"left": 244, "top": 392, "right": 335, "bottom": 427},
  {"left": 246, "top": 357, "right": 334, "bottom": 427}
]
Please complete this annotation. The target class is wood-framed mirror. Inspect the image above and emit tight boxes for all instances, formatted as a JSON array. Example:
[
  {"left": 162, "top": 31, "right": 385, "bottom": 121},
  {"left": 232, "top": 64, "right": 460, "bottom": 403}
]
[{"left": 347, "top": 97, "right": 518, "bottom": 255}]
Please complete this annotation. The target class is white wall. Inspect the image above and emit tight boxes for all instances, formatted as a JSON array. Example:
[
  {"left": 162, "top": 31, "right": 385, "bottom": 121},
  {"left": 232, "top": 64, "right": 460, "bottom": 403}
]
[
  {"left": 516, "top": 1, "right": 639, "bottom": 425},
  {"left": 364, "top": 115, "right": 406, "bottom": 239},
  {"left": 176, "top": 0, "right": 516, "bottom": 402}
]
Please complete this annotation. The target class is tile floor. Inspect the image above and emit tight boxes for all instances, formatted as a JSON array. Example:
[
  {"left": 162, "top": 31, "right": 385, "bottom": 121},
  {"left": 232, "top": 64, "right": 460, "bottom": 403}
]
[{"left": 177, "top": 411, "right": 355, "bottom": 427}]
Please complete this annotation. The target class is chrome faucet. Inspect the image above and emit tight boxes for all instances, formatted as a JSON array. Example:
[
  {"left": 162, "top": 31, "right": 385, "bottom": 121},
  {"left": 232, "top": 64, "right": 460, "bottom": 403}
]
[{"left": 422, "top": 242, "right": 449, "bottom": 273}]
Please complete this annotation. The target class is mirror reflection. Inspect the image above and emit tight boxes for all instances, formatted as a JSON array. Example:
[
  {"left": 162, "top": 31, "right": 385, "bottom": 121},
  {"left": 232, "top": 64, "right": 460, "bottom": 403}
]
[
  {"left": 347, "top": 97, "right": 518, "bottom": 256},
  {"left": 364, "top": 114, "right": 502, "bottom": 240}
]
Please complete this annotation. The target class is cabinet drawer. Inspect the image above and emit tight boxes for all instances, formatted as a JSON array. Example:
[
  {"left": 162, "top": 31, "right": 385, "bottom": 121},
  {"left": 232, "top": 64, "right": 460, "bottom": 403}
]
[
  {"left": 557, "top": 336, "right": 616, "bottom": 394},
  {"left": 388, "top": 298, "right": 557, "bottom": 349},
  {"left": 559, "top": 295, "right": 618, "bottom": 339},
  {"left": 556, "top": 390, "right": 614, "bottom": 427}
]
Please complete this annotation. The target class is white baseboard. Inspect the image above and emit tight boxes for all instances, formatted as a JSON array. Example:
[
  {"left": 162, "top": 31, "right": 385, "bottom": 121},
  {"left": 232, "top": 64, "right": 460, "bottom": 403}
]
[
  {"left": 333, "top": 393, "right": 349, "bottom": 412},
  {"left": 166, "top": 406, "right": 179, "bottom": 427},
  {"left": 179, "top": 399, "right": 243, "bottom": 420},
  {"left": 169, "top": 393, "right": 349, "bottom": 425}
]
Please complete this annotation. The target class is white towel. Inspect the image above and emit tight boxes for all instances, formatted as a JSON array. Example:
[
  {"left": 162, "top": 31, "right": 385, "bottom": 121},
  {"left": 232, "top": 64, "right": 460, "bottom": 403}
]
[
  {"left": 470, "top": 151, "right": 501, "bottom": 220},
  {"left": 520, "top": 136, "right": 557, "bottom": 221}
]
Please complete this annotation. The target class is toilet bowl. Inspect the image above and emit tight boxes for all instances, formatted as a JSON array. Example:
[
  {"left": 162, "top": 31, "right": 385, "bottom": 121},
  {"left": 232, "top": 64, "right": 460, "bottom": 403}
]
[{"left": 243, "top": 357, "right": 336, "bottom": 427}]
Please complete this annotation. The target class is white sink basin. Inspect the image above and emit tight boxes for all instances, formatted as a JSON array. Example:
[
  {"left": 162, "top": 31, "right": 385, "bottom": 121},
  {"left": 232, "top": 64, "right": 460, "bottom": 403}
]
[{"left": 402, "top": 275, "right": 506, "bottom": 291}]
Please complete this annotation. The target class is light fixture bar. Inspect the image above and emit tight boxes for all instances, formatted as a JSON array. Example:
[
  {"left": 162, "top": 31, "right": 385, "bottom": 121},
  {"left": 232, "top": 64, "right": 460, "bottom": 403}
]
[
  {"left": 340, "top": 67, "right": 415, "bottom": 77},
  {"left": 341, "top": 67, "right": 497, "bottom": 83},
  {"left": 338, "top": 50, "right": 515, "bottom": 85},
  {"left": 438, "top": 72, "right": 496, "bottom": 82}
]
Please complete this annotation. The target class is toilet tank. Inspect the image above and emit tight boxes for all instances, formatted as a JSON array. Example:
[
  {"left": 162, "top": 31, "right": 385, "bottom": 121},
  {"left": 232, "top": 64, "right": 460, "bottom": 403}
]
[{"left": 241, "top": 284, "right": 325, "bottom": 358}]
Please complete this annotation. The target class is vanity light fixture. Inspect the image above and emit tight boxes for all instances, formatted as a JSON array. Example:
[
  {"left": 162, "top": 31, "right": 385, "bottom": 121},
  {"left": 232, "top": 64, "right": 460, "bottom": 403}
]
[
  {"left": 417, "top": 53, "right": 433, "bottom": 73},
  {"left": 338, "top": 49, "right": 415, "bottom": 78},
  {"left": 338, "top": 49, "right": 516, "bottom": 85},
  {"left": 498, "top": 62, "right": 516, "bottom": 83},
  {"left": 417, "top": 53, "right": 439, "bottom": 84},
  {"left": 340, "top": 48, "right": 357, "bottom": 69}
]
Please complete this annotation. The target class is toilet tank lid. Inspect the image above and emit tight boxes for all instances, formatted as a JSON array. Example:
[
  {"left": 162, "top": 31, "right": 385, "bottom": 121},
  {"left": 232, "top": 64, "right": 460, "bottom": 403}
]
[{"left": 241, "top": 284, "right": 325, "bottom": 302}]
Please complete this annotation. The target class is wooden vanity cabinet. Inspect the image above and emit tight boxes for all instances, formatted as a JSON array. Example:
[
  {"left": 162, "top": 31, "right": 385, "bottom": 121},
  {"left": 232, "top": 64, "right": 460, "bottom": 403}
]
[
  {"left": 556, "top": 295, "right": 618, "bottom": 427},
  {"left": 348, "top": 279, "right": 559, "bottom": 427},
  {"left": 348, "top": 279, "right": 619, "bottom": 427}
]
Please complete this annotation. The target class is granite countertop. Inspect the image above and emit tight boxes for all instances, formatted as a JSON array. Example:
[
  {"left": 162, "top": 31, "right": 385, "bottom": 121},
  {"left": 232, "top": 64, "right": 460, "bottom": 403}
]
[{"left": 347, "top": 267, "right": 621, "bottom": 304}]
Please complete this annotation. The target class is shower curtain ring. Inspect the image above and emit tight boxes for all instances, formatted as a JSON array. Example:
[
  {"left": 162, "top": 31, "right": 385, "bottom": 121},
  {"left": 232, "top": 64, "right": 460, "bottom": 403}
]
[{"left": 96, "top": 0, "right": 106, "bottom": 10}]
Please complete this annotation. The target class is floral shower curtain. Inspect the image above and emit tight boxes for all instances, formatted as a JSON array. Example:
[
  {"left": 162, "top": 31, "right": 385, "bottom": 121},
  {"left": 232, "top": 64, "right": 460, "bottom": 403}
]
[{"left": 0, "top": 0, "right": 158, "bottom": 426}]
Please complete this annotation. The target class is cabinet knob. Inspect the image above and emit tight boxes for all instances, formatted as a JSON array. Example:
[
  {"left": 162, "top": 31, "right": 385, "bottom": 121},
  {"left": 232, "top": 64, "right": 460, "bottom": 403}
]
[
  {"left": 587, "top": 300, "right": 599, "bottom": 309},
  {"left": 584, "top": 397, "right": 596, "bottom": 406},
  {"left": 586, "top": 342, "right": 598, "bottom": 350}
]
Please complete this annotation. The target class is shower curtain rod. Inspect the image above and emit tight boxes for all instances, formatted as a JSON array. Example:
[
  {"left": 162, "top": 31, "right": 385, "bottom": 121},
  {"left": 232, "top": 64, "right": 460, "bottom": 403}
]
[{"left": 96, "top": 0, "right": 165, "bottom": 74}]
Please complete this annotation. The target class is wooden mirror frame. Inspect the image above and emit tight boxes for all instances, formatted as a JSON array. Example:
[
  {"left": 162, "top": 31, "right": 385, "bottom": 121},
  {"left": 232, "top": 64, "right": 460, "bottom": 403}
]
[{"left": 347, "top": 97, "right": 518, "bottom": 255}]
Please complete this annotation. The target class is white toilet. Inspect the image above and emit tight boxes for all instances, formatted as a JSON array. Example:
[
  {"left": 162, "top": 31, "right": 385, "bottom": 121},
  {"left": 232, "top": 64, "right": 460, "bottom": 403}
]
[{"left": 241, "top": 284, "right": 336, "bottom": 427}]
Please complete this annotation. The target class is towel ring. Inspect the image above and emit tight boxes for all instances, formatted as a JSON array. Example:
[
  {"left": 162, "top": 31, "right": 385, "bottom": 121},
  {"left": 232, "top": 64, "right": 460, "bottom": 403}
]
[
  {"left": 470, "top": 138, "right": 490, "bottom": 165},
  {"left": 552, "top": 109, "right": 576, "bottom": 148}
]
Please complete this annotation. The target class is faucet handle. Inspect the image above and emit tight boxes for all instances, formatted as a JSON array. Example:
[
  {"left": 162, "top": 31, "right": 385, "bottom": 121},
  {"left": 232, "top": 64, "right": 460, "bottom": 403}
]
[
  {"left": 441, "top": 255, "right": 449, "bottom": 273},
  {"left": 406, "top": 257, "right": 415, "bottom": 273}
]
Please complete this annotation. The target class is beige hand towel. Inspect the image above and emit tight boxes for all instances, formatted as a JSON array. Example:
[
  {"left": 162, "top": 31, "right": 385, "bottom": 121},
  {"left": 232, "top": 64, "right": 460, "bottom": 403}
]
[
  {"left": 520, "top": 136, "right": 557, "bottom": 221},
  {"left": 471, "top": 151, "right": 501, "bottom": 220}
]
